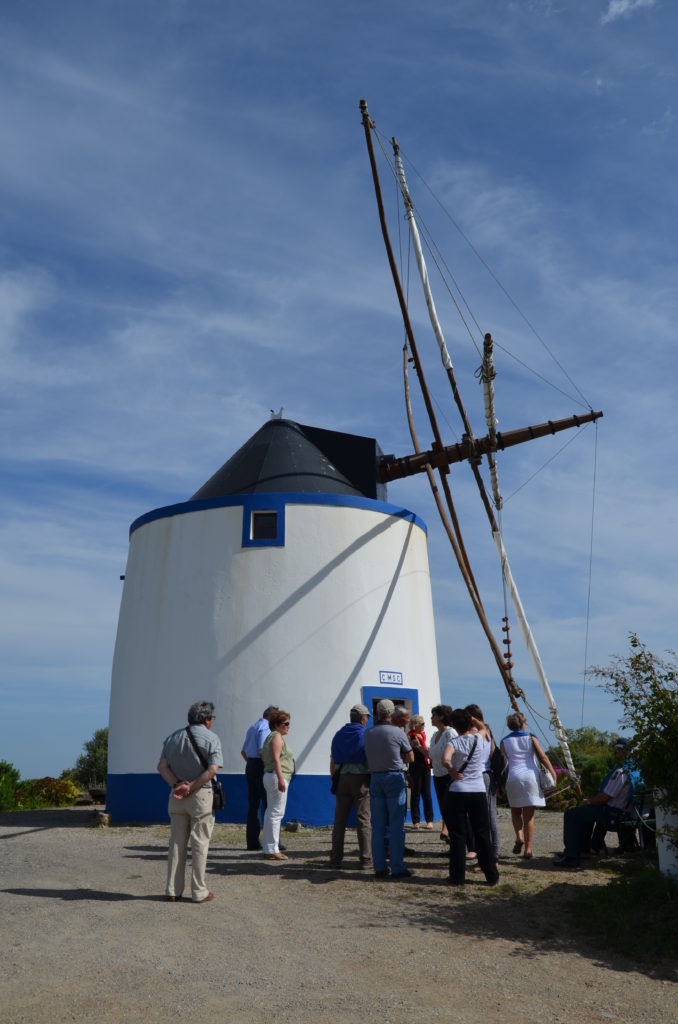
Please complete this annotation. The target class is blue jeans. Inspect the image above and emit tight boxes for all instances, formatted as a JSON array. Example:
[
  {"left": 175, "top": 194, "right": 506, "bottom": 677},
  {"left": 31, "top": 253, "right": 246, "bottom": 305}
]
[{"left": 370, "top": 771, "right": 407, "bottom": 873}]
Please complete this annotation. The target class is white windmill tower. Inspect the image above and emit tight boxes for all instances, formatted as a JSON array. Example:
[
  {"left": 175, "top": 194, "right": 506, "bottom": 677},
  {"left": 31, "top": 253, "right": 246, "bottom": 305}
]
[{"left": 107, "top": 417, "right": 441, "bottom": 823}]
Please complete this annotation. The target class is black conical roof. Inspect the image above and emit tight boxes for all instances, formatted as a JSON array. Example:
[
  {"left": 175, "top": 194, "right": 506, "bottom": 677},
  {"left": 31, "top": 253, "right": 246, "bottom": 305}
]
[{"left": 191, "top": 419, "right": 386, "bottom": 501}]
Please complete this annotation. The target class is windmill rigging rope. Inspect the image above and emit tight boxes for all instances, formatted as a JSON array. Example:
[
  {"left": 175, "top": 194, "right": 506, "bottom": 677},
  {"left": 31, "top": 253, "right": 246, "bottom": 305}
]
[
  {"left": 502, "top": 423, "right": 593, "bottom": 505},
  {"left": 397, "top": 144, "right": 594, "bottom": 411},
  {"left": 373, "top": 126, "right": 593, "bottom": 411},
  {"left": 372, "top": 118, "right": 590, "bottom": 779},
  {"left": 374, "top": 130, "right": 483, "bottom": 355},
  {"left": 580, "top": 420, "right": 599, "bottom": 727}
]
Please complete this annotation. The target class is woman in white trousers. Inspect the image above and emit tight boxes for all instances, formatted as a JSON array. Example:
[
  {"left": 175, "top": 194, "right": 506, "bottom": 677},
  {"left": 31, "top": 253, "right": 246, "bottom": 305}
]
[{"left": 261, "top": 709, "right": 294, "bottom": 861}]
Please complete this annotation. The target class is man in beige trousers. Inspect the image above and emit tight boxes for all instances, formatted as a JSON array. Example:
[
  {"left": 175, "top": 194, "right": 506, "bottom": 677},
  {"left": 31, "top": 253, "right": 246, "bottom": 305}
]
[{"left": 157, "top": 701, "right": 223, "bottom": 903}]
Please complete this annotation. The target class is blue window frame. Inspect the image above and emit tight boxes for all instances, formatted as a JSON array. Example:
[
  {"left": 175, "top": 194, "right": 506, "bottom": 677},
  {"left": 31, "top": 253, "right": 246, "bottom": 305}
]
[
  {"left": 241, "top": 495, "right": 286, "bottom": 548},
  {"left": 361, "top": 686, "right": 419, "bottom": 728}
]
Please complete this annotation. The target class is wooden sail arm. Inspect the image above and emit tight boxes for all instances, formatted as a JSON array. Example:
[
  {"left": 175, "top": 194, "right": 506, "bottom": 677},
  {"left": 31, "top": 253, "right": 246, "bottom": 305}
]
[{"left": 379, "top": 409, "right": 603, "bottom": 483}]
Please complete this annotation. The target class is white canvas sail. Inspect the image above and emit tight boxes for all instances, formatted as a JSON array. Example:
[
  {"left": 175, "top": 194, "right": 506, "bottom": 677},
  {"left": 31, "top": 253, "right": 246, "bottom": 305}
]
[{"left": 393, "top": 144, "right": 575, "bottom": 775}]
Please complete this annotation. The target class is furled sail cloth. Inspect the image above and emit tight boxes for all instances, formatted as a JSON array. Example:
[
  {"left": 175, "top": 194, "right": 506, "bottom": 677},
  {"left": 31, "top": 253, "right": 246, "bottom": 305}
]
[{"left": 393, "top": 144, "right": 575, "bottom": 776}]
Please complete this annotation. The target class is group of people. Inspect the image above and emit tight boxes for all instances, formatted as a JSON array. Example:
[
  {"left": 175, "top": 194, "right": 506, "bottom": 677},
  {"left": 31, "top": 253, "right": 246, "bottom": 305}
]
[{"left": 157, "top": 698, "right": 633, "bottom": 901}]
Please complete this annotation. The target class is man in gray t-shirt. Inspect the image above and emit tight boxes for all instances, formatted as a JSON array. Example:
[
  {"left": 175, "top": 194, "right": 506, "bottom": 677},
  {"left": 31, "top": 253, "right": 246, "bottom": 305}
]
[
  {"left": 363, "top": 700, "right": 413, "bottom": 879},
  {"left": 157, "top": 700, "right": 223, "bottom": 903}
]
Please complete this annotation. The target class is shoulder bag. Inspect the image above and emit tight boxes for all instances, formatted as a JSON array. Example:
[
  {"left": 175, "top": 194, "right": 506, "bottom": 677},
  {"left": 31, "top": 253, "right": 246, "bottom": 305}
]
[
  {"left": 532, "top": 738, "right": 556, "bottom": 797},
  {"left": 488, "top": 731, "right": 509, "bottom": 792},
  {"left": 186, "top": 727, "right": 226, "bottom": 811},
  {"left": 454, "top": 735, "right": 478, "bottom": 774}
]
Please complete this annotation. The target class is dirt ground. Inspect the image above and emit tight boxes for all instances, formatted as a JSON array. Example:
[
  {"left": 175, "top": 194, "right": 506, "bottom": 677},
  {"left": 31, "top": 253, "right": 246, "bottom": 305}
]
[{"left": 1, "top": 805, "right": 675, "bottom": 1024}]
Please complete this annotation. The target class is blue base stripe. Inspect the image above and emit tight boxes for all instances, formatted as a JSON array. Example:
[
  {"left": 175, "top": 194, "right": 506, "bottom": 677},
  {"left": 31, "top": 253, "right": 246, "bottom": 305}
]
[
  {"left": 107, "top": 773, "right": 341, "bottom": 826},
  {"left": 107, "top": 773, "right": 443, "bottom": 826}
]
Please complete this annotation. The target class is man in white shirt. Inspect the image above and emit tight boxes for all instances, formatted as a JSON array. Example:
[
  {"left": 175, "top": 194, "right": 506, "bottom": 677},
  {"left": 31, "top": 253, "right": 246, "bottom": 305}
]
[{"left": 240, "top": 705, "right": 278, "bottom": 851}]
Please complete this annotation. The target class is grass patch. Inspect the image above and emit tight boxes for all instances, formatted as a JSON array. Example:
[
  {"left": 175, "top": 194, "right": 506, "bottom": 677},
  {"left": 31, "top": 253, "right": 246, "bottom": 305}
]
[{"left": 570, "top": 862, "right": 678, "bottom": 962}]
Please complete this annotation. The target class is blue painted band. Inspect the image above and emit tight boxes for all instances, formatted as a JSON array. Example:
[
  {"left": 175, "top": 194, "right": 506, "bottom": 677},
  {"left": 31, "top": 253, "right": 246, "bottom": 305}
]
[
  {"left": 106, "top": 771, "right": 442, "bottom": 826},
  {"left": 129, "top": 492, "right": 427, "bottom": 538},
  {"left": 107, "top": 772, "right": 349, "bottom": 826}
]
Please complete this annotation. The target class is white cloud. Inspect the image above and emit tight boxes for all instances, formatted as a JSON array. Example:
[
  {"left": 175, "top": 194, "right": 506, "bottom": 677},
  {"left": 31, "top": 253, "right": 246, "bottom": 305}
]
[
  {"left": 641, "top": 105, "right": 674, "bottom": 136},
  {"left": 601, "top": 0, "right": 658, "bottom": 26},
  {"left": 0, "top": 267, "right": 54, "bottom": 356}
]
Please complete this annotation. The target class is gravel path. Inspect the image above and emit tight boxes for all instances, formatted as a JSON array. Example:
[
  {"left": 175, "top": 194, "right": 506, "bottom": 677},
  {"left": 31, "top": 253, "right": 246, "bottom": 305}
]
[{"left": 1, "top": 806, "right": 675, "bottom": 1024}]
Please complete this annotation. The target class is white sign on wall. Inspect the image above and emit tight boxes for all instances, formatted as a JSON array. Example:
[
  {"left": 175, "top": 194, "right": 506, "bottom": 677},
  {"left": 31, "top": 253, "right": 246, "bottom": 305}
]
[{"left": 379, "top": 670, "right": 403, "bottom": 685}]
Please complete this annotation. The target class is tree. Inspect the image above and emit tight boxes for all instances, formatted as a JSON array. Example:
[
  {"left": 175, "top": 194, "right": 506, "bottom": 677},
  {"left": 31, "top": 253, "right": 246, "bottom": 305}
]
[
  {"left": 72, "top": 727, "right": 109, "bottom": 788},
  {"left": 546, "top": 726, "right": 617, "bottom": 797},
  {"left": 588, "top": 635, "right": 678, "bottom": 854},
  {"left": 0, "top": 761, "right": 20, "bottom": 811}
]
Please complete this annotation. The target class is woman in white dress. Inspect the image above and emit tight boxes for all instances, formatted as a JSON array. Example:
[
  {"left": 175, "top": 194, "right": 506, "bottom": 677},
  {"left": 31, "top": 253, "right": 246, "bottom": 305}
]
[{"left": 500, "top": 711, "right": 556, "bottom": 860}]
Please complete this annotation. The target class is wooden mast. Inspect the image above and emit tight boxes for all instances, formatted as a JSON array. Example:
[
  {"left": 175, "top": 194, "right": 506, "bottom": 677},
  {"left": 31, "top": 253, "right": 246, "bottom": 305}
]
[
  {"left": 380, "top": 409, "right": 603, "bottom": 482},
  {"left": 387, "top": 138, "right": 602, "bottom": 776},
  {"left": 360, "top": 98, "right": 523, "bottom": 707}
]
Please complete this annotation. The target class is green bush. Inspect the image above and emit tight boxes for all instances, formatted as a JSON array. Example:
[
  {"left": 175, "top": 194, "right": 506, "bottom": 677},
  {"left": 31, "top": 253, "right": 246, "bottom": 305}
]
[
  {"left": 547, "top": 769, "right": 579, "bottom": 812},
  {"left": 0, "top": 761, "right": 21, "bottom": 811},
  {"left": 589, "top": 635, "right": 678, "bottom": 851},
  {"left": 72, "top": 727, "right": 108, "bottom": 788},
  {"left": 14, "top": 776, "right": 80, "bottom": 810},
  {"left": 547, "top": 726, "right": 617, "bottom": 798}
]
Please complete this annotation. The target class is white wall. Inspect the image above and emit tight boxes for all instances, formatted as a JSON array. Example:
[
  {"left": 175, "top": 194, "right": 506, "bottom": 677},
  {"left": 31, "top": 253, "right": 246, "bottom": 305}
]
[{"left": 109, "top": 499, "right": 441, "bottom": 774}]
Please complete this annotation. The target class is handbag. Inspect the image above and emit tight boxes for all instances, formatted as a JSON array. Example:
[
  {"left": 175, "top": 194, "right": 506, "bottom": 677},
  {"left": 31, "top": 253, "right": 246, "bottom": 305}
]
[
  {"left": 185, "top": 726, "right": 225, "bottom": 812},
  {"left": 530, "top": 736, "right": 556, "bottom": 797},
  {"left": 536, "top": 755, "right": 556, "bottom": 797},
  {"left": 211, "top": 780, "right": 226, "bottom": 810}
]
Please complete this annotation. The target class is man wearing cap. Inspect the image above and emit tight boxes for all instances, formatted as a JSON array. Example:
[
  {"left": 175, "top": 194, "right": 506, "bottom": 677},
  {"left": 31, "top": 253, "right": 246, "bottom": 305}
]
[
  {"left": 329, "top": 703, "right": 372, "bottom": 870},
  {"left": 363, "top": 698, "right": 414, "bottom": 879},
  {"left": 554, "top": 738, "right": 633, "bottom": 869},
  {"left": 241, "top": 705, "right": 278, "bottom": 851}
]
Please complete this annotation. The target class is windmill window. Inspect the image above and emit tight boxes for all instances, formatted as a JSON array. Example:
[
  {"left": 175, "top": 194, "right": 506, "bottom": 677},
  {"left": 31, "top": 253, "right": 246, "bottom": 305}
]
[{"left": 251, "top": 511, "right": 278, "bottom": 540}]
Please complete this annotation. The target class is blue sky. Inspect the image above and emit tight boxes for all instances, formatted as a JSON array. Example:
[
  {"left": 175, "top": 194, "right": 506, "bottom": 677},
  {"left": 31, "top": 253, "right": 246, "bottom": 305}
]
[{"left": 1, "top": 0, "right": 676, "bottom": 778}]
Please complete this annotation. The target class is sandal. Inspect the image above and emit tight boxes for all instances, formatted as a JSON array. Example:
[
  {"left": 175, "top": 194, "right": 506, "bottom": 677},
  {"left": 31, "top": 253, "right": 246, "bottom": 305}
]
[{"left": 512, "top": 840, "right": 524, "bottom": 854}]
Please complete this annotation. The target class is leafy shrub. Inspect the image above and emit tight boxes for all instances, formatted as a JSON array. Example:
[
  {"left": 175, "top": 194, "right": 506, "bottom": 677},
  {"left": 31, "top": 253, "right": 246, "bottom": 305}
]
[
  {"left": 14, "top": 776, "right": 80, "bottom": 810},
  {"left": 547, "top": 768, "right": 579, "bottom": 812},
  {"left": 547, "top": 726, "right": 617, "bottom": 798},
  {"left": 589, "top": 636, "right": 678, "bottom": 807},
  {"left": 72, "top": 727, "right": 108, "bottom": 788},
  {"left": 0, "top": 761, "right": 20, "bottom": 811}
]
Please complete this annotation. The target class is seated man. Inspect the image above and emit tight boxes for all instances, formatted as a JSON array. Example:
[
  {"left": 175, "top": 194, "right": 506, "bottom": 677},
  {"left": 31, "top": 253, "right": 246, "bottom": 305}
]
[{"left": 554, "top": 737, "right": 633, "bottom": 869}]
